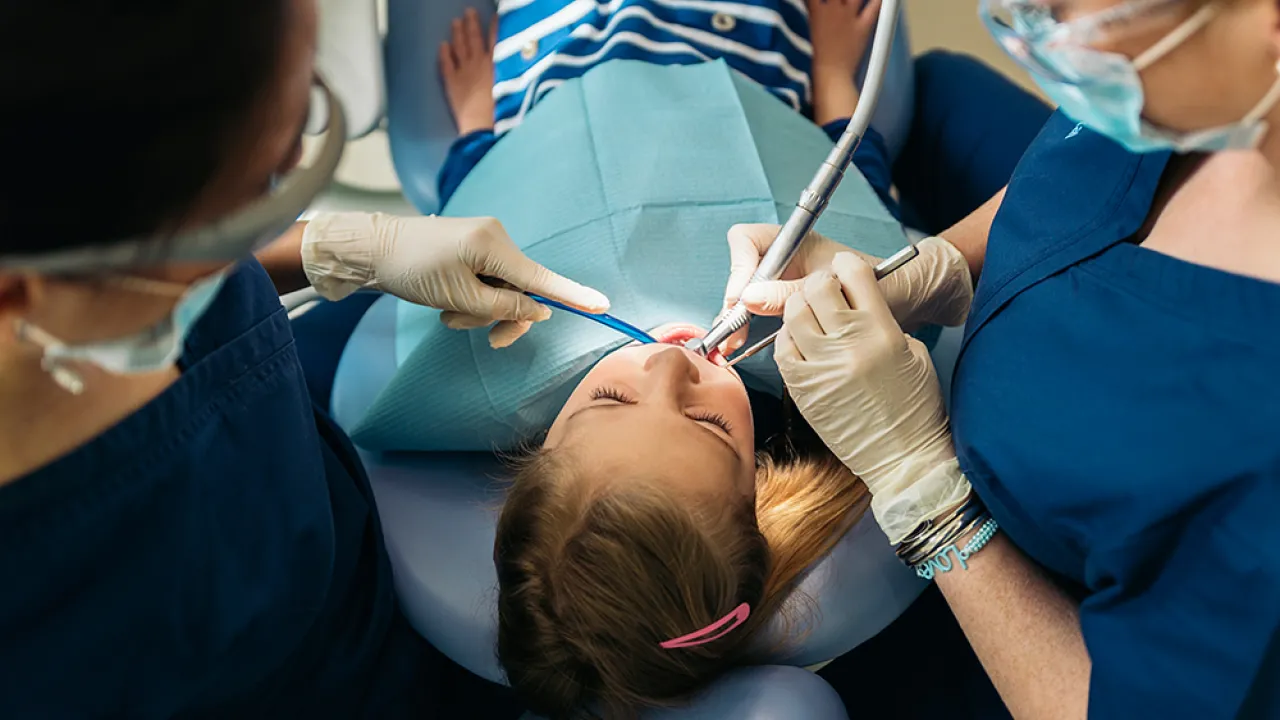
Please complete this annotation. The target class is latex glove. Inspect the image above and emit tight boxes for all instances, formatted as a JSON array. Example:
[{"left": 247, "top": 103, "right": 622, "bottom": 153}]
[
  {"left": 721, "top": 224, "right": 973, "bottom": 351},
  {"left": 775, "top": 253, "right": 969, "bottom": 543},
  {"left": 302, "top": 212, "right": 609, "bottom": 348}
]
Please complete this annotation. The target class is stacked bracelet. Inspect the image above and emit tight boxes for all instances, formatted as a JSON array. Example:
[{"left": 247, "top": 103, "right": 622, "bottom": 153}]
[
  {"left": 913, "top": 518, "right": 999, "bottom": 580},
  {"left": 895, "top": 492, "right": 999, "bottom": 578},
  {"left": 895, "top": 492, "right": 984, "bottom": 566}
]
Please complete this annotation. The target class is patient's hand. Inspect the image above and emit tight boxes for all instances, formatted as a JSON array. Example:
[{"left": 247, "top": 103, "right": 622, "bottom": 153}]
[
  {"left": 440, "top": 9, "right": 497, "bottom": 136},
  {"left": 809, "top": 0, "right": 882, "bottom": 126}
]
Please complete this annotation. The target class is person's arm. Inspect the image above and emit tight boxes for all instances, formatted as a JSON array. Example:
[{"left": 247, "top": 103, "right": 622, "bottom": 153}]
[
  {"left": 934, "top": 532, "right": 1090, "bottom": 719},
  {"left": 777, "top": 257, "right": 1280, "bottom": 719},
  {"left": 938, "top": 186, "right": 1004, "bottom": 280},
  {"left": 255, "top": 222, "right": 309, "bottom": 294}
]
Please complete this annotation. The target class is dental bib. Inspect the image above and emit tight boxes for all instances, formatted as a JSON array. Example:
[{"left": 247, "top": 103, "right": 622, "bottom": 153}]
[{"left": 349, "top": 60, "right": 906, "bottom": 452}]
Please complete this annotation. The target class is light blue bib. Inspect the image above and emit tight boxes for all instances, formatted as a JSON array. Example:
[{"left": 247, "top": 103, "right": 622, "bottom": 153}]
[{"left": 349, "top": 60, "right": 906, "bottom": 452}]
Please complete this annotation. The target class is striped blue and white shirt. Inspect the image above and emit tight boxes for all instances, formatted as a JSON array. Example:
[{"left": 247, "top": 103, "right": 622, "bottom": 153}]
[{"left": 492, "top": 0, "right": 813, "bottom": 134}]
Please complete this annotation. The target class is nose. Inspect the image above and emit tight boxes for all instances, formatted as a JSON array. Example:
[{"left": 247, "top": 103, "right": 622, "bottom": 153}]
[{"left": 642, "top": 346, "right": 701, "bottom": 400}]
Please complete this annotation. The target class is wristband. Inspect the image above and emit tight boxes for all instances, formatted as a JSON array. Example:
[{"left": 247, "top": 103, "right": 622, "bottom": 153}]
[{"left": 913, "top": 518, "right": 999, "bottom": 580}]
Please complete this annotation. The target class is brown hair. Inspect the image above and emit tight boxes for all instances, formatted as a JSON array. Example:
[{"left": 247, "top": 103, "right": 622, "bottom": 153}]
[{"left": 494, "top": 447, "right": 868, "bottom": 719}]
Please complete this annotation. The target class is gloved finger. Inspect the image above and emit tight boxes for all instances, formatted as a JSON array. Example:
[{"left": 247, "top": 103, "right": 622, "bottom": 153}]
[
  {"left": 440, "top": 311, "right": 492, "bottom": 330},
  {"left": 482, "top": 241, "right": 610, "bottom": 313},
  {"left": 482, "top": 285, "right": 555, "bottom": 323},
  {"left": 800, "top": 271, "right": 853, "bottom": 335},
  {"left": 782, "top": 290, "right": 825, "bottom": 359},
  {"left": 489, "top": 320, "right": 533, "bottom": 349},
  {"left": 724, "top": 224, "right": 781, "bottom": 306},
  {"left": 831, "top": 252, "right": 897, "bottom": 330},
  {"left": 739, "top": 278, "right": 804, "bottom": 316}
]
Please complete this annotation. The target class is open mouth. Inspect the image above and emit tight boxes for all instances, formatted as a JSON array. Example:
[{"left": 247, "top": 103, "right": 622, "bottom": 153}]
[{"left": 653, "top": 324, "right": 725, "bottom": 365}]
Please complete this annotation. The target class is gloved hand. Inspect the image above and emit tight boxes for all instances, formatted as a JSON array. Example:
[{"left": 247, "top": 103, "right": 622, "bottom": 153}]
[
  {"left": 302, "top": 212, "right": 609, "bottom": 348},
  {"left": 721, "top": 224, "right": 973, "bottom": 351},
  {"left": 775, "top": 253, "right": 969, "bottom": 544}
]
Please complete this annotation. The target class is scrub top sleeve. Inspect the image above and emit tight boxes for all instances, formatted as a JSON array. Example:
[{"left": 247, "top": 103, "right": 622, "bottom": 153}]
[
  {"left": 1080, "top": 476, "right": 1280, "bottom": 719},
  {"left": 437, "top": 129, "right": 500, "bottom": 208}
]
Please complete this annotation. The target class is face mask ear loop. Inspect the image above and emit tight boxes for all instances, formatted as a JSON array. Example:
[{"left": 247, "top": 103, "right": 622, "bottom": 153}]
[
  {"left": 13, "top": 319, "right": 86, "bottom": 395},
  {"left": 1132, "top": 2, "right": 1219, "bottom": 71},
  {"left": 1241, "top": 61, "right": 1280, "bottom": 124},
  {"left": 108, "top": 275, "right": 192, "bottom": 298}
]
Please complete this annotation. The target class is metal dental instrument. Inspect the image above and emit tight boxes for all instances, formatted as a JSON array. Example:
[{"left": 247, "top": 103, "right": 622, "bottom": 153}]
[
  {"left": 526, "top": 293, "right": 658, "bottom": 344},
  {"left": 686, "top": 0, "right": 905, "bottom": 358},
  {"left": 723, "top": 243, "right": 918, "bottom": 367}
]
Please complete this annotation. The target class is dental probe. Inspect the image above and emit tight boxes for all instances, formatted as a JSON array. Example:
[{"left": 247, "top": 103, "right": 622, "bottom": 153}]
[
  {"left": 686, "top": 0, "right": 903, "bottom": 358},
  {"left": 723, "top": 242, "right": 919, "bottom": 368}
]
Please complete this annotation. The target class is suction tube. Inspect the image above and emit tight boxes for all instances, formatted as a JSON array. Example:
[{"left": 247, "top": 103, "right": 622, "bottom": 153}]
[{"left": 689, "top": 0, "right": 903, "bottom": 356}]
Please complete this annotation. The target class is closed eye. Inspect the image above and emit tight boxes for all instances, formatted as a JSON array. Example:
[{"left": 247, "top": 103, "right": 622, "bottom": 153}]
[
  {"left": 590, "top": 386, "right": 734, "bottom": 435},
  {"left": 689, "top": 411, "right": 733, "bottom": 434},
  {"left": 591, "top": 386, "right": 636, "bottom": 404}
]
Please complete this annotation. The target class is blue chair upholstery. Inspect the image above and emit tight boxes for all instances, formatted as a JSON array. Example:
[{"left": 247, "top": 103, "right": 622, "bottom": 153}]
[{"left": 383, "top": 0, "right": 917, "bottom": 214}]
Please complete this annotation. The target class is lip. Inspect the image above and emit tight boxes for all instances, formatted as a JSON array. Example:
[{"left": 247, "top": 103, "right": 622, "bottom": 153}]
[
  {"left": 649, "top": 323, "right": 727, "bottom": 367},
  {"left": 654, "top": 324, "right": 705, "bottom": 345}
]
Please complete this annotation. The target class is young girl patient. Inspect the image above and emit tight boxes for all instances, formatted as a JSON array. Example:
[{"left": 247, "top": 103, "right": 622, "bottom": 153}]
[{"left": 361, "top": 2, "right": 907, "bottom": 717}]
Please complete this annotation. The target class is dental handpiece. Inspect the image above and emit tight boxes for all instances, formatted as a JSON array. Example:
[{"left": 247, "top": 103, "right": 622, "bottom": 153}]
[
  {"left": 686, "top": 0, "right": 902, "bottom": 357},
  {"left": 722, "top": 243, "right": 919, "bottom": 367}
]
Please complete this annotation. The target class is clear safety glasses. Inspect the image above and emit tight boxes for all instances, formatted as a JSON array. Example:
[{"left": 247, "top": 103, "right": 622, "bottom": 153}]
[
  {"left": 0, "top": 79, "right": 347, "bottom": 274},
  {"left": 980, "top": 0, "right": 1205, "bottom": 83}
]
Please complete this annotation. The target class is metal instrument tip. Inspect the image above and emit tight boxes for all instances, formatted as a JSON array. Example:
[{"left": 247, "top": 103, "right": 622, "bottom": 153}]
[{"left": 683, "top": 337, "right": 707, "bottom": 356}]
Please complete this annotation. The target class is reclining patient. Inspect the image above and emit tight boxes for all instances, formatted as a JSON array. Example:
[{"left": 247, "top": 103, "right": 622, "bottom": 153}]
[{"left": 349, "top": 1, "right": 916, "bottom": 717}]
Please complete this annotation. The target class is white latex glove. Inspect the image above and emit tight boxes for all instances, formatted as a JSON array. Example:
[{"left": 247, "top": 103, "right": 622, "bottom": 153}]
[
  {"left": 302, "top": 212, "right": 609, "bottom": 348},
  {"left": 774, "top": 253, "right": 970, "bottom": 544},
  {"left": 721, "top": 224, "right": 974, "bottom": 351}
]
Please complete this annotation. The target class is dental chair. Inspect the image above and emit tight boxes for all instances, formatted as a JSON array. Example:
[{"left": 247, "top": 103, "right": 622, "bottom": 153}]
[{"left": 317, "top": 0, "right": 933, "bottom": 716}]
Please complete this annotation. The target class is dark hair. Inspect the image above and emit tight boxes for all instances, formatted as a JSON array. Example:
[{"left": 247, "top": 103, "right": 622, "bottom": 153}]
[{"left": 0, "top": 0, "right": 291, "bottom": 256}]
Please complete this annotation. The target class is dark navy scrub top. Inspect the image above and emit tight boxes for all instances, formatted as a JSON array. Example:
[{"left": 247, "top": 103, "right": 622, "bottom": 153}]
[
  {"left": 952, "top": 111, "right": 1280, "bottom": 718},
  {"left": 0, "top": 261, "right": 433, "bottom": 718}
]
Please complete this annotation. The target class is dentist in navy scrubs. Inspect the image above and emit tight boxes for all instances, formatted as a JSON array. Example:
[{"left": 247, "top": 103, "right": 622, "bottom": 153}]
[
  {"left": 729, "top": 0, "right": 1280, "bottom": 717},
  {"left": 0, "top": 0, "right": 606, "bottom": 716}
]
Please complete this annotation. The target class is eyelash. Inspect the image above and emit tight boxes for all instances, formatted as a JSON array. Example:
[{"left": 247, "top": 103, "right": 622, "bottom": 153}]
[{"left": 590, "top": 386, "right": 734, "bottom": 434}]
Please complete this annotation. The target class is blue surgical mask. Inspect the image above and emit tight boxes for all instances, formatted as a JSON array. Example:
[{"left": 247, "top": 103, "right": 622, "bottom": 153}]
[
  {"left": 988, "top": 0, "right": 1280, "bottom": 154},
  {"left": 16, "top": 270, "right": 230, "bottom": 394}
]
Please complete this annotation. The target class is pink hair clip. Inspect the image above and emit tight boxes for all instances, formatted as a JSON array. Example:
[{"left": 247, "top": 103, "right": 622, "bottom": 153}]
[{"left": 659, "top": 603, "right": 751, "bottom": 650}]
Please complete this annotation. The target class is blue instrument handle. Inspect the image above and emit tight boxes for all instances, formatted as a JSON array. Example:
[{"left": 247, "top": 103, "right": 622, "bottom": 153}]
[{"left": 525, "top": 293, "right": 657, "bottom": 344}]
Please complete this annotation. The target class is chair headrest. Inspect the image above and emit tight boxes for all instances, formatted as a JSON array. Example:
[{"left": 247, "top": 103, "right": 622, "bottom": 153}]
[{"left": 521, "top": 665, "right": 850, "bottom": 719}]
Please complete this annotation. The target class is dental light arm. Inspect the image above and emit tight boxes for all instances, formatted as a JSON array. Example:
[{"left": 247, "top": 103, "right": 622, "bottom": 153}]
[{"left": 688, "top": 0, "right": 903, "bottom": 356}]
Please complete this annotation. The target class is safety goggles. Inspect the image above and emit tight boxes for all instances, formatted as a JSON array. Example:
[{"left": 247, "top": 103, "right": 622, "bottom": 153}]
[
  {"left": 0, "top": 79, "right": 347, "bottom": 274},
  {"left": 980, "top": 0, "right": 1201, "bottom": 83}
]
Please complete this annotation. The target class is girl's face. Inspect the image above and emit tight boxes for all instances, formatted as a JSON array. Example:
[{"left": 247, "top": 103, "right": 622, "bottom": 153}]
[{"left": 544, "top": 324, "right": 757, "bottom": 501}]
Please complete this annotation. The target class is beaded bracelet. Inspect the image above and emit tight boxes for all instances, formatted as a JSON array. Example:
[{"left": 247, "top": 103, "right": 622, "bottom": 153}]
[{"left": 913, "top": 518, "right": 1000, "bottom": 580}]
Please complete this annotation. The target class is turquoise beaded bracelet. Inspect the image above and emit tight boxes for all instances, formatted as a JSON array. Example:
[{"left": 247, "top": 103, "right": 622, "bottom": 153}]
[{"left": 913, "top": 518, "right": 1000, "bottom": 580}]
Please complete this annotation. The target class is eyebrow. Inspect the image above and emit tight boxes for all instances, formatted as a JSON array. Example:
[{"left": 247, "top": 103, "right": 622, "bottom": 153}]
[{"left": 567, "top": 403, "right": 740, "bottom": 457}]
